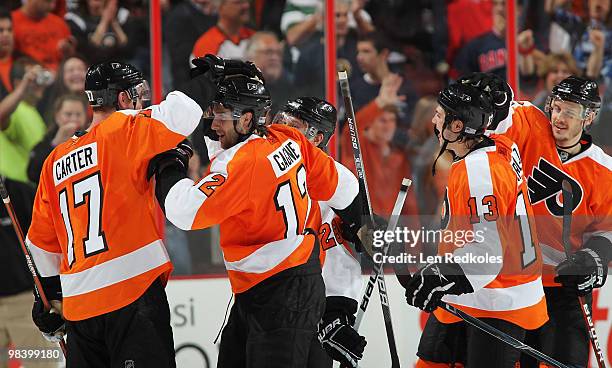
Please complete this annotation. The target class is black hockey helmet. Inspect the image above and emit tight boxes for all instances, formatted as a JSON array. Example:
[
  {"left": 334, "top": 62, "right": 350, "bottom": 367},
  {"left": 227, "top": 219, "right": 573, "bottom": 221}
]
[
  {"left": 274, "top": 97, "right": 337, "bottom": 148},
  {"left": 208, "top": 75, "right": 271, "bottom": 127},
  {"left": 84, "top": 61, "right": 149, "bottom": 108},
  {"left": 546, "top": 76, "right": 601, "bottom": 119},
  {"left": 438, "top": 82, "right": 494, "bottom": 137}
]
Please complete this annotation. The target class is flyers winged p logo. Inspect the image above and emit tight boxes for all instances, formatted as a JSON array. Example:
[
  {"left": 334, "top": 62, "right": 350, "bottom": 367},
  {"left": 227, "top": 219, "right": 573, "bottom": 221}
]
[{"left": 527, "top": 158, "right": 583, "bottom": 216}]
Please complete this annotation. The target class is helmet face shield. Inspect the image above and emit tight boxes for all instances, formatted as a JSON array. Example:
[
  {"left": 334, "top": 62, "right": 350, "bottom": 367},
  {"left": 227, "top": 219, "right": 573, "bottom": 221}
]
[
  {"left": 203, "top": 103, "right": 239, "bottom": 121},
  {"left": 272, "top": 111, "right": 320, "bottom": 141},
  {"left": 545, "top": 95, "right": 598, "bottom": 122},
  {"left": 128, "top": 80, "right": 150, "bottom": 104}
]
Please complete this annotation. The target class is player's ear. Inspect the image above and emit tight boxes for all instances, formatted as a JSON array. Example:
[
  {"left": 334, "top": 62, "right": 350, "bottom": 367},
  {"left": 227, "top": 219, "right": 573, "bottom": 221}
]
[
  {"left": 450, "top": 119, "right": 464, "bottom": 134},
  {"left": 238, "top": 111, "right": 254, "bottom": 134},
  {"left": 313, "top": 132, "right": 324, "bottom": 147},
  {"left": 117, "top": 91, "right": 131, "bottom": 110}
]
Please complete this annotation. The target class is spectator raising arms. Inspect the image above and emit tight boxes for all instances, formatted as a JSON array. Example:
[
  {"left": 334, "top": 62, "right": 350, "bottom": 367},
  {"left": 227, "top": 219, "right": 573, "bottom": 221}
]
[
  {"left": 0, "top": 57, "right": 47, "bottom": 183},
  {"left": 11, "top": 0, "right": 75, "bottom": 72},
  {"left": 64, "top": 0, "right": 129, "bottom": 64},
  {"left": 191, "top": 0, "right": 254, "bottom": 61},
  {"left": 341, "top": 74, "right": 418, "bottom": 218}
]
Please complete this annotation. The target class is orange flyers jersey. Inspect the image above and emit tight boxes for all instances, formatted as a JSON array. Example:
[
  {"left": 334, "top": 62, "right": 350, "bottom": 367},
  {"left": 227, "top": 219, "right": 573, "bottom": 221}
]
[
  {"left": 433, "top": 135, "right": 548, "bottom": 330},
  {"left": 164, "top": 125, "right": 359, "bottom": 293},
  {"left": 312, "top": 195, "right": 363, "bottom": 302},
  {"left": 491, "top": 102, "right": 612, "bottom": 286},
  {"left": 190, "top": 26, "right": 255, "bottom": 61},
  {"left": 26, "top": 92, "right": 204, "bottom": 321}
]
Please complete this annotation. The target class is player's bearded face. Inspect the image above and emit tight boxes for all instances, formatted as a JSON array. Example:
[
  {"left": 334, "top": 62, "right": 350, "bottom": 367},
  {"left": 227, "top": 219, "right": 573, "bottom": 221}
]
[
  {"left": 549, "top": 100, "right": 585, "bottom": 145},
  {"left": 211, "top": 106, "right": 240, "bottom": 149}
]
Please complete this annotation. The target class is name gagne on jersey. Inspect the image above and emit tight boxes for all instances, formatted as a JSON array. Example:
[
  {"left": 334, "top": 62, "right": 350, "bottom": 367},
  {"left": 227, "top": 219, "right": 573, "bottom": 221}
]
[
  {"left": 53, "top": 142, "right": 98, "bottom": 185},
  {"left": 267, "top": 139, "right": 302, "bottom": 178}
]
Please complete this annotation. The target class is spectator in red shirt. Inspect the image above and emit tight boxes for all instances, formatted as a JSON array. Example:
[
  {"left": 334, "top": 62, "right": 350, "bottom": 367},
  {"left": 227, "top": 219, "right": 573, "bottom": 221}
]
[
  {"left": 11, "top": 0, "right": 75, "bottom": 72},
  {"left": 0, "top": 8, "right": 13, "bottom": 93},
  {"left": 191, "top": 0, "right": 254, "bottom": 61},
  {"left": 341, "top": 74, "right": 419, "bottom": 218}
]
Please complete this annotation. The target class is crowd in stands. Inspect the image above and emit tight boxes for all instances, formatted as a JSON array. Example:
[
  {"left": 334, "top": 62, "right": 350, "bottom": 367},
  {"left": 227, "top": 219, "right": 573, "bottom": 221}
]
[{"left": 1, "top": 0, "right": 611, "bottom": 276}]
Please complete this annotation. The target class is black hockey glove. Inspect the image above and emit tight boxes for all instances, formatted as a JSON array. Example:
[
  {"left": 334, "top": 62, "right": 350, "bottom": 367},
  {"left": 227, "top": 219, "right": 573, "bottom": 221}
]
[
  {"left": 147, "top": 139, "right": 193, "bottom": 181},
  {"left": 32, "top": 276, "right": 65, "bottom": 342},
  {"left": 555, "top": 247, "right": 607, "bottom": 296},
  {"left": 318, "top": 296, "right": 366, "bottom": 368},
  {"left": 404, "top": 262, "right": 474, "bottom": 312},
  {"left": 458, "top": 72, "right": 512, "bottom": 129},
  {"left": 190, "top": 54, "right": 264, "bottom": 84},
  {"left": 340, "top": 214, "right": 387, "bottom": 255}
]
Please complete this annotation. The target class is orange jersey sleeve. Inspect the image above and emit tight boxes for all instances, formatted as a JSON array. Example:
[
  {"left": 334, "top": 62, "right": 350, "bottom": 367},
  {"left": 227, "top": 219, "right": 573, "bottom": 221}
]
[
  {"left": 24, "top": 91, "right": 204, "bottom": 320},
  {"left": 163, "top": 125, "right": 359, "bottom": 293}
]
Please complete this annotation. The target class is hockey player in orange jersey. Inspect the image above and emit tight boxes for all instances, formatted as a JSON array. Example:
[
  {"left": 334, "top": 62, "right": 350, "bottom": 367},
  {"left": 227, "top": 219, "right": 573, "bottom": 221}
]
[
  {"left": 462, "top": 73, "right": 612, "bottom": 368},
  {"left": 402, "top": 82, "right": 547, "bottom": 367},
  {"left": 149, "top": 78, "right": 365, "bottom": 367},
  {"left": 26, "top": 56, "right": 263, "bottom": 367},
  {"left": 272, "top": 97, "right": 367, "bottom": 368}
]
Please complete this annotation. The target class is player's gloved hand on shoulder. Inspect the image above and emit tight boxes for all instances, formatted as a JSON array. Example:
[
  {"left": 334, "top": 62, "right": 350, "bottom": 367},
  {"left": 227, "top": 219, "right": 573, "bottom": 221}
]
[
  {"left": 457, "top": 72, "right": 512, "bottom": 129},
  {"left": 404, "top": 261, "right": 474, "bottom": 312},
  {"left": 318, "top": 296, "right": 366, "bottom": 368},
  {"left": 32, "top": 297, "right": 65, "bottom": 342},
  {"left": 191, "top": 54, "right": 264, "bottom": 84},
  {"left": 146, "top": 139, "right": 194, "bottom": 181},
  {"left": 555, "top": 248, "right": 607, "bottom": 296}
]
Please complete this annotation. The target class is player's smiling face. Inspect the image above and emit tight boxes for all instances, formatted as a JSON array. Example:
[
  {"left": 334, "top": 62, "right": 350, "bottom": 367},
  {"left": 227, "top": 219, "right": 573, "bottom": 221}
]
[
  {"left": 549, "top": 99, "right": 587, "bottom": 146},
  {"left": 211, "top": 105, "right": 240, "bottom": 149}
]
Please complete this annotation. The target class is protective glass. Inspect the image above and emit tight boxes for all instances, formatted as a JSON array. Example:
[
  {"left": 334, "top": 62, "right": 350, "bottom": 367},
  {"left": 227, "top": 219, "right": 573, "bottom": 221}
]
[
  {"left": 271, "top": 111, "right": 308, "bottom": 132},
  {"left": 129, "top": 80, "right": 151, "bottom": 103},
  {"left": 203, "top": 104, "right": 238, "bottom": 121},
  {"left": 545, "top": 96, "right": 588, "bottom": 121}
]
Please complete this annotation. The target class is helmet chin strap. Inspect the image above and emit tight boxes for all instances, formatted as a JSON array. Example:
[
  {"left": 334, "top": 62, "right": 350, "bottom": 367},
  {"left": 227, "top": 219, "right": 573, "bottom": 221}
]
[
  {"left": 431, "top": 119, "right": 462, "bottom": 176},
  {"left": 553, "top": 118, "right": 585, "bottom": 151}
]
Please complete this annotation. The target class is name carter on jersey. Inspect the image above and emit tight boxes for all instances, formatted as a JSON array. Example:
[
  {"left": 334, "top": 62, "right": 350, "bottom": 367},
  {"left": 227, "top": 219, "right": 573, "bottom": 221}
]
[{"left": 53, "top": 143, "right": 98, "bottom": 185}]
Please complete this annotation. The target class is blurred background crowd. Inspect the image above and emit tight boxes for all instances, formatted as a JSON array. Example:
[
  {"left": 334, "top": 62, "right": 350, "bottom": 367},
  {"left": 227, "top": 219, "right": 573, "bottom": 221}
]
[{"left": 1, "top": 0, "right": 611, "bottom": 279}]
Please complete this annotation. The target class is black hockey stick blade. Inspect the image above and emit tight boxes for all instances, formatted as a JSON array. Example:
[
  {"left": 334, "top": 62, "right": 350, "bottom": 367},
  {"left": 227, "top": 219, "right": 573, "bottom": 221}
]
[{"left": 441, "top": 303, "right": 571, "bottom": 368}]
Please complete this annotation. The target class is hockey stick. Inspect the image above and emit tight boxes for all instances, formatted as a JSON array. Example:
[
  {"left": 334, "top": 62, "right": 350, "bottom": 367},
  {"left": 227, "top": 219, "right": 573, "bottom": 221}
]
[
  {"left": 439, "top": 303, "right": 570, "bottom": 368},
  {"left": 561, "top": 180, "right": 607, "bottom": 368},
  {"left": 339, "top": 70, "right": 401, "bottom": 368},
  {"left": 0, "top": 177, "right": 67, "bottom": 357},
  {"left": 354, "top": 178, "right": 411, "bottom": 330}
]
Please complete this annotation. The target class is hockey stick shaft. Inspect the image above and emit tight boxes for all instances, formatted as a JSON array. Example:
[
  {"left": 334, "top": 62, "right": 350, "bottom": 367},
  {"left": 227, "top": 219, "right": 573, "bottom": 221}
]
[
  {"left": 354, "top": 178, "right": 411, "bottom": 329},
  {"left": 440, "top": 303, "right": 571, "bottom": 368},
  {"left": 339, "top": 70, "right": 401, "bottom": 368},
  {"left": 0, "top": 178, "right": 67, "bottom": 357},
  {"left": 561, "top": 180, "right": 606, "bottom": 368}
]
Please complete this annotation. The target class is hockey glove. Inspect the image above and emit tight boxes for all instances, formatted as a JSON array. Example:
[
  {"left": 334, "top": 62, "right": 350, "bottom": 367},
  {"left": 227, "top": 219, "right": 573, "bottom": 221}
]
[
  {"left": 457, "top": 72, "right": 512, "bottom": 129},
  {"left": 340, "top": 214, "right": 387, "bottom": 256},
  {"left": 555, "top": 247, "right": 607, "bottom": 296},
  {"left": 318, "top": 296, "right": 366, "bottom": 368},
  {"left": 147, "top": 139, "right": 193, "bottom": 181},
  {"left": 190, "top": 54, "right": 264, "bottom": 84},
  {"left": 32, "top": 298, "right": 65, "bottom": 342},
  {"left": 32, "top": 275, "right": 65, "bottom": 342},
  {"left": 404, "top": 262, "right": 474, "bottom": 312}
]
